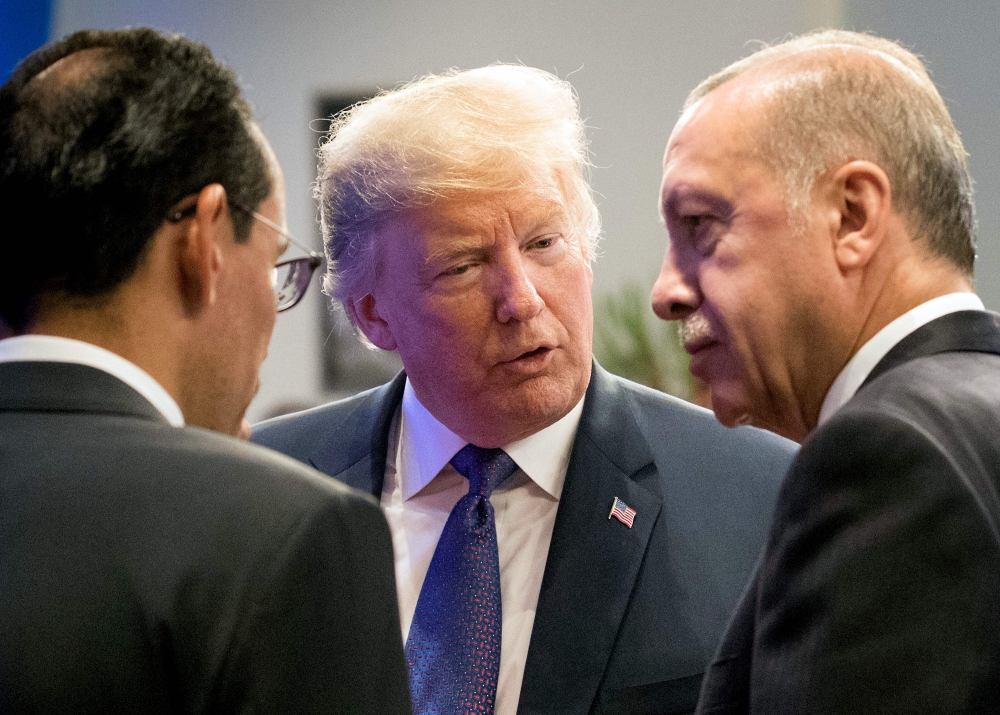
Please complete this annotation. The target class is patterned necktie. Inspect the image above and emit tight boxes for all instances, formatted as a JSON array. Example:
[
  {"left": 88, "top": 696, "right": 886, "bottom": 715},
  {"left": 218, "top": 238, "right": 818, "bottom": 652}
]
[{"left": 405, "top": 444, "right": 518, "bottom": 715}]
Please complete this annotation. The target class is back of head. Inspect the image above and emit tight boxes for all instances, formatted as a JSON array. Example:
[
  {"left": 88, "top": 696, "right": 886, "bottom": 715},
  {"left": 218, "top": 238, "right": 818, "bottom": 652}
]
[
  {"left": 315, "top": 64, "right": 599, "bottom": 319},
  {"left": 687, "top": 29, "right": 975, "bottom": 276},
  {"left": 0, "top": 28, "right": 272, "bottom": 331}
]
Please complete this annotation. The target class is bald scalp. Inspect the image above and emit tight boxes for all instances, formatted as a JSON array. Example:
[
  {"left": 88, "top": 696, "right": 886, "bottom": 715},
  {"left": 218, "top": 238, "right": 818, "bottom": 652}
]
[
  {"left": 686, "top": 30, "right": 975, "bottom": 276},
  {"left": 26, "top": 47, "right": 112, "bottom": 92}
]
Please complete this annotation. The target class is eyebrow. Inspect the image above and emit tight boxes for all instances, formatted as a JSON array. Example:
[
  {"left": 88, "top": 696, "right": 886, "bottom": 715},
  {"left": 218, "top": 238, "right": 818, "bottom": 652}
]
[
  {"left": 425, "top": 239, "right": 489, "bottom": 266},
  {"left": 661, "top": 185, "right": 733, "bottom": 219},
  {"left": 423, "top": 201, "right": 570, "bottom": 265}
]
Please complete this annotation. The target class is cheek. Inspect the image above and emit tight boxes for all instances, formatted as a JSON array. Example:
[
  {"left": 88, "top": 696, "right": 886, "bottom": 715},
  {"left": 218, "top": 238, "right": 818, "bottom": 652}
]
[
  {"left": 236, "top": 265, "right": 278, "bottom": 355},
  {"left": 393, "top": 296, "right": 486, "bottom": 365},
  {"left": 543, "top": 263, "right": 593, "bottom": 327}
]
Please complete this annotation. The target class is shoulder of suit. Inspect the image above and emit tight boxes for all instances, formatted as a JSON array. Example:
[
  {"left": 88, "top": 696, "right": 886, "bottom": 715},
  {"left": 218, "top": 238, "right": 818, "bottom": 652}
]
[
  {"left": 805, "top": 350, "right": 1000, "bottom": 486},
  {"left": 778, "top": 368, "right": 1000, "bottom": 552},
  {"left": 849, "top": 348, "right": 1000, "bottom": 417},
  {"left": 250, "top": 383, "right": 389, "bottom": 457},
  {"left": 139, "top": 422, "right": 382, "bottom": 515},
  {"left": 611, "top": 373, "right": 798, "bottom": 459}
]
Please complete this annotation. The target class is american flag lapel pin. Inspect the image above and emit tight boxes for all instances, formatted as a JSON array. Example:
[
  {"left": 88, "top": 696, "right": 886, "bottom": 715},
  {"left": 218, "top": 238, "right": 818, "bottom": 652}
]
[{"left": 608, "top": 496, "right": 636, "bottom": 528}]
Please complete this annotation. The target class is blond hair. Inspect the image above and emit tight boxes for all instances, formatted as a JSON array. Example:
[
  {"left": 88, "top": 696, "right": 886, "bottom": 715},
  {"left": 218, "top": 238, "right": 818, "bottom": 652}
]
[{"left": 315, "top": 64, "right": 599, "bottom": 316}]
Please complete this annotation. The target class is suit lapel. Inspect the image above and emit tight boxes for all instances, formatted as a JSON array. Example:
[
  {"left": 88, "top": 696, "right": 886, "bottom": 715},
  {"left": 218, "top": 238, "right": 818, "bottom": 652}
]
[
  {"left": 519, "top": 365, "right": 663, "bottom": 714},
  {"left": 862, "top": 310, "right": 1000, "bottom": 389},
  {"left": 307, "top": 371, "right": 406, "bottom": 498}
]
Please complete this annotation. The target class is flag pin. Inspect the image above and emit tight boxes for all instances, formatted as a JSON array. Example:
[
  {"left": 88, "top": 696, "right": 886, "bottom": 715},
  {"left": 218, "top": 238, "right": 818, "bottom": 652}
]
[{"left": 608, "top": 496, "right": 636, "bottom": 528}]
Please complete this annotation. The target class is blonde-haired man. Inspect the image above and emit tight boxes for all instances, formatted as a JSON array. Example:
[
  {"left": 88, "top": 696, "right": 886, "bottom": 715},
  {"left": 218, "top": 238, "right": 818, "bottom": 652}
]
[
  {"left": 255, "top": 65, "right": 796, "bottom": 715},
  {"left": 652, "top": 30, "right": 1000, "bottom": 713}
]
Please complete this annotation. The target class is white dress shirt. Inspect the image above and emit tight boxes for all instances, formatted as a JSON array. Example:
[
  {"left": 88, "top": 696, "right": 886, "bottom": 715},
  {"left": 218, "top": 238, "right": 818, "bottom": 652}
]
[
  {"left": 817, "top": 292, "right": 985, "bottom": 426},
  {"left": 0, "top": 334, "right": 185, "bottom": 426},
  {"left": 382, "top": 379, "right": 585, "bottom": 715}
]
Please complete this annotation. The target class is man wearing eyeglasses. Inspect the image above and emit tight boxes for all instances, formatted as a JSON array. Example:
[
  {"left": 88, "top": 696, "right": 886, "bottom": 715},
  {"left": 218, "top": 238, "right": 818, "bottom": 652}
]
[{"left": 0, "top": 28, "right": 410, "bottom": 714}]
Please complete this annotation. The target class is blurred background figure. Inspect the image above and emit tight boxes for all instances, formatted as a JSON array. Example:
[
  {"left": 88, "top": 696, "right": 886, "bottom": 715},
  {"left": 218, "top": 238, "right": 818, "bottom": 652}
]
[
  {"left": 652, "top": 29, "right": 1000, "bottom": 714},
  {"left": 0, "top": 27, "right": 410, "bottom": 714}
]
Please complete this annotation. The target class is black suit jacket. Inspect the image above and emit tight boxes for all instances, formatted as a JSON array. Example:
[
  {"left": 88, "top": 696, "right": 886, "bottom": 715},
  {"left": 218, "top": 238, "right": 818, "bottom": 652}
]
[
  {"left": 0, "top": 361, "right": 412, "bottom": 715},
  {"left": 253, "top": 363, "right": 797, "bottom": 714},
  {"left": 695, "top": 310, "right": 1000, "bottom": 715}
]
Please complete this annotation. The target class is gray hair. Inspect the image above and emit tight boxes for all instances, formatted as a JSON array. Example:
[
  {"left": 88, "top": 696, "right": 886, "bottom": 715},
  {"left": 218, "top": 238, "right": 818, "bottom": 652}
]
[
  {"left": 687, "top": 30, "right": 975, "bottom": 276},
  {"left": 315, "top": 64, "right": 600, "bottom": 324}
]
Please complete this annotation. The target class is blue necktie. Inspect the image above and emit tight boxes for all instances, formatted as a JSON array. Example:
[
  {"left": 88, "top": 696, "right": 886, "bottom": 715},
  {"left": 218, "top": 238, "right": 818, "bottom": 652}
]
[{"left": 405, "top": 444, "right": 518, "bottom": 715}]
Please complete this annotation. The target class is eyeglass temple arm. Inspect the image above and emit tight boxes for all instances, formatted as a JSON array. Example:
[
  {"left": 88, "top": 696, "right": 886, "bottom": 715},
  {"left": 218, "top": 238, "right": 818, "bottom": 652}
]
[
  {"left": 237, "top": 203, "right": 322, "bottom": 259},
  {"left": 170, "top": 197, "right": 322, "bottom": 260}
]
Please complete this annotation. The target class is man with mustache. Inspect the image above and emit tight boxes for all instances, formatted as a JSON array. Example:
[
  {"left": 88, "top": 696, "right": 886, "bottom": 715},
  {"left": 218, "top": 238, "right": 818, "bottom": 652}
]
[
  {"left": 253, "top": 65, "right": 796, "bottom": 715},
  {"left": 0, "top": 28, "right": 410, "bottom": 713},
  {"left": 652, "top": 29, "right": 1000, "bottom": 714}
]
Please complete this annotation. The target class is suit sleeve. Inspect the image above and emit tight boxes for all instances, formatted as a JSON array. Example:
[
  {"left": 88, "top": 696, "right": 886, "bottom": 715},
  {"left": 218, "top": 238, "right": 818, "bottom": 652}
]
[
  {"left": 220, "top": 491, "right": 412, "bottom": 715},
  {"left": 750, "top": 408, "right": 1000, "bottom": 715}
]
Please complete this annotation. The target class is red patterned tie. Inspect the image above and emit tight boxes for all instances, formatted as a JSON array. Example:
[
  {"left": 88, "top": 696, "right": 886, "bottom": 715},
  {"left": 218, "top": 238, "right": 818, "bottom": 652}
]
[{"left": 404, "top": 444, "right": 518, "bottom": 714}]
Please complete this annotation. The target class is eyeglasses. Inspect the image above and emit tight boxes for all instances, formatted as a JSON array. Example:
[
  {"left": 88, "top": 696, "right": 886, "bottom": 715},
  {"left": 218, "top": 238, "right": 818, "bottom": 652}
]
[
  {"left": 167, "top": 200, "right": 324, "bottom": 312},
  {"left": 231, "top": 203, "right": 323, "bottom": 312}
]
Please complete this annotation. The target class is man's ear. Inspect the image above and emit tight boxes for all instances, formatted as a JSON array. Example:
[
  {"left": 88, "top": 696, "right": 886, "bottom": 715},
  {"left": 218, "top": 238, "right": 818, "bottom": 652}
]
[
  {"left": 827, "top": 160, "right": 893, "bottom": 273},
  {"left": 178, "top": 184, "right": 228, "bottom": 316},
  {"left": 347, "top": 292, "right": 398, "bottom": 351}
]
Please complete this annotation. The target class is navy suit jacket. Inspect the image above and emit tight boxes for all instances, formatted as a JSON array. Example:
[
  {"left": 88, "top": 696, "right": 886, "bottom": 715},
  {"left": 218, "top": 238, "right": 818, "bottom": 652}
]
[
  {"left": 254, "top": 363, "right": 797, "bottom": 714},
  {"left": 695, "top": 311, "right": 1000, "bottom": 715}
]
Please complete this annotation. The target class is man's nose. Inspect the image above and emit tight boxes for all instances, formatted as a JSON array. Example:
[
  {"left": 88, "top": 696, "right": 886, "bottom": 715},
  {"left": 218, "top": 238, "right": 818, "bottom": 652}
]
[
  {"left": 495, "top": 258, "right": 544, "bottom": 324},
  {"left": 651, "top": 249, "right": 699, "bottom": 321}
]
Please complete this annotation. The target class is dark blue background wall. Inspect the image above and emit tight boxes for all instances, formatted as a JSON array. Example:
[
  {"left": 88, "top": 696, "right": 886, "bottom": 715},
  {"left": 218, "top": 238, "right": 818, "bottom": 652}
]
[{"left": 2, "top": 0, "right": 52, "bottom": 81}]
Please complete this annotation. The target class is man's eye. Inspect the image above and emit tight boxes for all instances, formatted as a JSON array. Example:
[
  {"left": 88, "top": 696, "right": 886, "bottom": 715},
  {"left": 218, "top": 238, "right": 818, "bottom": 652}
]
[
  {"left": 446, "top": 264, "right": 471, "bottom": 276},
  {"left": 680, "top": 215, "right": 721, "bottom": 255},
  {"left": 530, "top": 235, "right": 558, "bottom": 250},
  {"left": 684, "top": 214, "right": 712, "bottom": 230}
]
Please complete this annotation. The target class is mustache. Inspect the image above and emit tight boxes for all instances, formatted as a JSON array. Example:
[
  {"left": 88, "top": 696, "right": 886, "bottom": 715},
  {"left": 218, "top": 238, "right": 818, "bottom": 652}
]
[{"left": 678, "top": 312, "right": 714, "bottom": 346}]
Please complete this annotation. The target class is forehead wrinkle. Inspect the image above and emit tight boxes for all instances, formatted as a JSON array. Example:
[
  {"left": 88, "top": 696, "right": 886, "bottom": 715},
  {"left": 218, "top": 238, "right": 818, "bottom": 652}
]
[{"left": 423, "top": 190, "right": 569, "bottom": 240}]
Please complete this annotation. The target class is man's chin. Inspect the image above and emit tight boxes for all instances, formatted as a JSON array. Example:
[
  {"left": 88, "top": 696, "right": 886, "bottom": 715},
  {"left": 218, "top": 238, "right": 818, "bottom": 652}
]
[
  {"left": 467, "top": 381, "right": 584, "bottom": 445},
  {"left": 708, "top": 389, "right": 753, "bottom": 429}
]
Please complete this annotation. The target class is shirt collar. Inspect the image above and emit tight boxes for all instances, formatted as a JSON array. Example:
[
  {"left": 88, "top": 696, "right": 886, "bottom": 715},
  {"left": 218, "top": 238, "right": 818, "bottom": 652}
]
[
  {"left": 0, "top": 335, "right": 185, "bottom": 427},
  {"left": 398, "top": 377, "right": 585, "bottom": 501},
  {"left": 817, "top": 292, "right": 985, "bottom": 427}
]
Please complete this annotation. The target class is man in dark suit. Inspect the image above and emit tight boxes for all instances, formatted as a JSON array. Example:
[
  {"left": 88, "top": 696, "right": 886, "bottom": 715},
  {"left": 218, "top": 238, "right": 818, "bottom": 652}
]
[
  {"left": 0, "top": 29, "right": 410, "bottom": 714},
  {"left": 253, "top": 65, "right": 796, "bottom": 715},
  {"left": 652, "top": 29, "right": 1000, "bottom": 714}
]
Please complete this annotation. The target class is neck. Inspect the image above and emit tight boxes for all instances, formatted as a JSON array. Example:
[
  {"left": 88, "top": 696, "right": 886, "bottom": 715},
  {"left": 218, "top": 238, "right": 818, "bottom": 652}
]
[
  {"left": 849, "top": 263, "right": 972, "bottom": 361},
  {"left": 796, "top": 252, "right": 972, "bottom": 439},
  {"left": 30, "top": 289, "right": 187, "bottom": 412}
]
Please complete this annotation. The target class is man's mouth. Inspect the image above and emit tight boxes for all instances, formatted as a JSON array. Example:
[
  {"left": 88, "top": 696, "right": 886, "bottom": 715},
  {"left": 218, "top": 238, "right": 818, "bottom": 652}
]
[
  {"left": 501, "top": 344, "right": 555, "bottom": 365},
  {"left": 679, "top": 313, "right": 715, "bottom": 354}
]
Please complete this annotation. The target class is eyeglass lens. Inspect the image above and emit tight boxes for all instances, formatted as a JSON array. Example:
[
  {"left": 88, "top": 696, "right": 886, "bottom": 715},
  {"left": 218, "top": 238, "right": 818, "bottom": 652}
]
[{"left": 273, "top": 258, "right": 315, "bottom": 311}]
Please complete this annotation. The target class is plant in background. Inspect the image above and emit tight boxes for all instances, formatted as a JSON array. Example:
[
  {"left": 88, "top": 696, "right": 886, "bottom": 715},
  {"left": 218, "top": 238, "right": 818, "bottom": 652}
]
[{"left": 594, "top": 282, "right": 708, "bottom": 405}]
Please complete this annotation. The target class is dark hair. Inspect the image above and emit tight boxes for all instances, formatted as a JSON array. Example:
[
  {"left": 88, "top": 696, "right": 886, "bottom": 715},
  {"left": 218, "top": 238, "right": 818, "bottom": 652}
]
[{"left": 0, "top": 28, "right": 272, "bottom": 331}]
